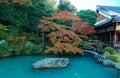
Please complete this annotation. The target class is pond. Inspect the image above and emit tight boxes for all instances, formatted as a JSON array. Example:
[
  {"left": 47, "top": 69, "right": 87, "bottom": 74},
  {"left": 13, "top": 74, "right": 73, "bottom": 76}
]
[{"left": 0, "top": 55, "right": 117, "bottom": 78}]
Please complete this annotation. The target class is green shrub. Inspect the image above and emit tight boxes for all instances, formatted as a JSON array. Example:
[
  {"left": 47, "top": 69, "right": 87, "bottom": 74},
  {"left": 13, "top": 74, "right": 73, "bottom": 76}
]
[
  {"left": 0, "top": 41, "right": 13, "bottom": 57},
  {"left": 103, "top": 47, "right": 115, "bottom": 54},
  {"left": 105, "top": 55, "right": 118, "bottom": 62},
  {"left": 80, "top": 41, "right": 94, "bottom": 50},
  {"left": 23, "top": 44, "right": 47, "bottom": 55},
  {"left": 25, "top": 33, "right": 41, "bottom": 44},
  {"left": 30, "top": 45, "right": 43, "bottom": 54}
]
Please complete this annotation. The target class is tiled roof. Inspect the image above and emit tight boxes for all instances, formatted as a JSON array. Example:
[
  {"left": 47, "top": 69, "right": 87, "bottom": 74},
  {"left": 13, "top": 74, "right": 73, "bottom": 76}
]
[
  {"left": 95, "top": 18, "right": 112, "bottom": 27},
  {"left": 95, "top": 5, "right": 120, "bottom": 27},
  {"left": 97, "top": 5, "right": 120, "bottom": 15}
]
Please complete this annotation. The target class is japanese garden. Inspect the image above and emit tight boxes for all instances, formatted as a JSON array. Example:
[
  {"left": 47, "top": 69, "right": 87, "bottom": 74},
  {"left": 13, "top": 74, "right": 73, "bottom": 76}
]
[{"left": 0, "top": 0, "right": 120, "bottom": 78}]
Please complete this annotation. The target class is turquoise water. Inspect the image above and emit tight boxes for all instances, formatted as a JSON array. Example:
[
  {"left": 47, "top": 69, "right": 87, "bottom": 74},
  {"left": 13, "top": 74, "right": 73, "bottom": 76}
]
[{"left": 0, "top": 55, "right": 117, "bottom": 78}]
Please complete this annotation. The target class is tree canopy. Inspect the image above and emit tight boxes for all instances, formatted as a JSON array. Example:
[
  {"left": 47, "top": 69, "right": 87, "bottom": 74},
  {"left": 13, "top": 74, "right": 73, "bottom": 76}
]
[
  {"left": 0, "top": 0, "right": 57, "bottom": 33},
  {"left": 77, "top": 10, "right": 97, "bottom": 26},
  {"left": 58, "top": 0, "right": 77, "bottom": 13},
  {"left": 0, "top": 0, "right": 96, "bottom": 57},
  {"left": 38, "top": 11, "right": 95, "bottom": 54}
]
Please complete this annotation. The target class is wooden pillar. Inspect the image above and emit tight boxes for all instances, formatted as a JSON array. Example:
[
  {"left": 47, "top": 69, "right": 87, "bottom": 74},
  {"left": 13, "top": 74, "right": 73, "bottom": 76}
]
[
  {"left": 116, "top": 23, "right": 119, "bottom": 44},
  {"left": 114, "top": 22, "right": 117, "bottom": 44},
  {"left": 110, "top": 31, "right": 112, "bottom": 45},
  {"left": 105, "top": 28, "right": 107, "bottom": 44}
]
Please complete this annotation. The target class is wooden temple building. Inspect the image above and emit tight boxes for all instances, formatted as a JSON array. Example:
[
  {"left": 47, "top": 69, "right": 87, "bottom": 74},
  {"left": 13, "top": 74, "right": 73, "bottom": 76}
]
[{"left": 95, "top": 5, "right": 120, "bottom": 46}]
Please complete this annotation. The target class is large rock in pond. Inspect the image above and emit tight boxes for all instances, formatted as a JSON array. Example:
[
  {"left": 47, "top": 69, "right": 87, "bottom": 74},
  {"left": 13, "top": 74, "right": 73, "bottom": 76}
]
[{"left": 33, "top": 58, "right": 69, "bottom": 69}]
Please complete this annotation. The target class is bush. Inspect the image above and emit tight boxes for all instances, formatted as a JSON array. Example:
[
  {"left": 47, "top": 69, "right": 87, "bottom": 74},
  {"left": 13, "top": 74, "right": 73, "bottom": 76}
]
[
  {"left": 0, "top": 41, "right": 13, "bottom": 57},
  {"left": 23, "top": 44, "right": 48, "bottom": 55},
  {"left": 25, "top": 33, "right": 41, "bottom": 44},
  {"left": 0, "top": 36, "right": 27, "bottom": 56},
  {"left": 80, "top": 41, "right": 94, "bottom": 50},
  {"left": 103, "top": 47, "right": 115, "bottom": 54},
  {"left": 105, "top": 55, "right": 118, "bottom": 62}
]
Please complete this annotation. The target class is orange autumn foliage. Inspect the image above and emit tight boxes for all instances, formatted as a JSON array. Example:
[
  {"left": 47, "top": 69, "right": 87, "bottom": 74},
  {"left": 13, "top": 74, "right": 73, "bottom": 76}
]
[
  {"left": 38, "top": 11, "right": 91, "bottom": 54},
  {"left": 7, "top": 36, "right": 26, "bottom": 43},
  {"left": 72, "top": 22, "right": 95, "bottom": 35},
  {"left": 38, "top": 19, "right": 62, "bottom": 32},
  {"left": 51, "top": 11, "right": 80, "bottom": 21},
  {"left": 47, "top": 30, "right": 81, "bottom": 43},
  {"left": 45, "top": 42, "right": 83, "bottom": 54},
  {"left": 57, "top": 30, "right": 81, "bottom": 42}
]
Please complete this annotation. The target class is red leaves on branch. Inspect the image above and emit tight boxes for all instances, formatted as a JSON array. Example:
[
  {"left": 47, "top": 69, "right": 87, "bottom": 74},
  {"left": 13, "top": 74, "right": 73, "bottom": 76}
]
[
  {"left": 48, "top": 30, "right": 81, "bottom": 43},
  {"left": 72, "top": 22, "right": 95, "bottom": 35},
  {"left": 38, "top": 11, "right": 95, "bottom": 55},
  {"left": 72, "top": 21, "right": 84, "bottom": 31},
  {"left": 51, "top": 11, "right": 80, "bottom": 21},
  {"left": 45, "top": 42, "right": 83, "bottom": 54},
  {"left": 58, "top": 30, "right": 81, "bottom": 42},
  {"left": 38, "top": 19, "right": 61, "bottom": 32},
  {"left": 84, "top": 25, "right": 95, "bottom": 35}
]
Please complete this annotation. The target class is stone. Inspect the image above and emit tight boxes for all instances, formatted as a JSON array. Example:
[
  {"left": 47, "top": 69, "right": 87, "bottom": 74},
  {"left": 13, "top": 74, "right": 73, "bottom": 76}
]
[
  {"left": 33, "top": 58, "right": 69, "bottom": 69},
  {"left": 102, "top": 60, "right": 115, "bottom": 67},
  {"left": 0, "top": 40, "right": 6, "bottom": 45},
  {"left": 94, "top": 54, "right": 104, "bottom": 63},
  {"left": 25, "top": 41, "right": 33, "bottom": 47},
  {"left": 97, "top": 56, "right": 104, "bottom": 63},
  {"left": 114, "top": 63, "right": 120, "bottom": 71}
]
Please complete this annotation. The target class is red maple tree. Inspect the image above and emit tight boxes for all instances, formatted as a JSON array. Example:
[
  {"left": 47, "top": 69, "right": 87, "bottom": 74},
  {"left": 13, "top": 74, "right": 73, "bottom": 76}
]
[{"left": 38, "top": 11, "right": 95, "bottom": 54}]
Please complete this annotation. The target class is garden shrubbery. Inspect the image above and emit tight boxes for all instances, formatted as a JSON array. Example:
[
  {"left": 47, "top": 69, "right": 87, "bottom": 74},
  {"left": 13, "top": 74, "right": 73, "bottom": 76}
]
[
  {"left": 103, "top": 47, "right": 118, "bottom": 63},
  {"left": 0, "top": 1, "right": 97, "bottom": 57},
  {"left": 105, "top": 55, "right": 118, "bottom": 62},
  {"left": 80, "top": 40, "right": 94, "bottom": 50},
  {"left": 0, "top": 39, "right": 45, "bottom": 57},
  {"left": 103, "top": 47, "right": 115, "bottom": 54}
]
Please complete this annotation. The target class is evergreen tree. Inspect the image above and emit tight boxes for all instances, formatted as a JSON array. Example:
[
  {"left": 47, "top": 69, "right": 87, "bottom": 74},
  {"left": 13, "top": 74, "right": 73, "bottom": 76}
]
[
  {"left": 77, "top": 10, "right": 97, "bottom": 26},
  {"left": 58, "top": 0, "right": 77, "bottom": 13}
]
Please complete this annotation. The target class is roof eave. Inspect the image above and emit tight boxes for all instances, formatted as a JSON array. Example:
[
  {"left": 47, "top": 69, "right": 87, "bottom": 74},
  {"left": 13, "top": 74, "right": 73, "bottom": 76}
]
[{"left": 95, "top": 9, "right": 112, "bottom": 28}]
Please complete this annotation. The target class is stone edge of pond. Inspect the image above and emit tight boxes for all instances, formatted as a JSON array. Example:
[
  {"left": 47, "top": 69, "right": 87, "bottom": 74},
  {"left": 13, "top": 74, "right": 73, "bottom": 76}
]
[
  {"left": 84, "top": 50, "right": 120, "bottom": 78},
  {"left": 83, "top": 50, "right": 120, "bottom": 71}
]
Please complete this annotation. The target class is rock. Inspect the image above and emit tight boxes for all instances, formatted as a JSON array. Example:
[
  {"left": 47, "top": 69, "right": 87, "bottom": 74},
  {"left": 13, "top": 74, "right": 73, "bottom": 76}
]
[
  {"left": 102, "top": 60, "right": 115, "bottom": 67},
  {"left": 97, "top": 57, "right": 104, "bottom": 63},
  {"left": 25, "top": 41, "right": 33, "bottom": 47},
  {"left": 94, "top": 54, "right": 102, "bottom": 59},
  {"left": 114, "top": 63, "right": 120, "bottom": 71},
  {"left": 95, "top": 55, "right": 104, "bottom": 63},
  {"left": 33, "top": 58, "right": 69, "bottom": 69},
  {"left": 0, "top": 40, "right": 6, "bottom": 45}
]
